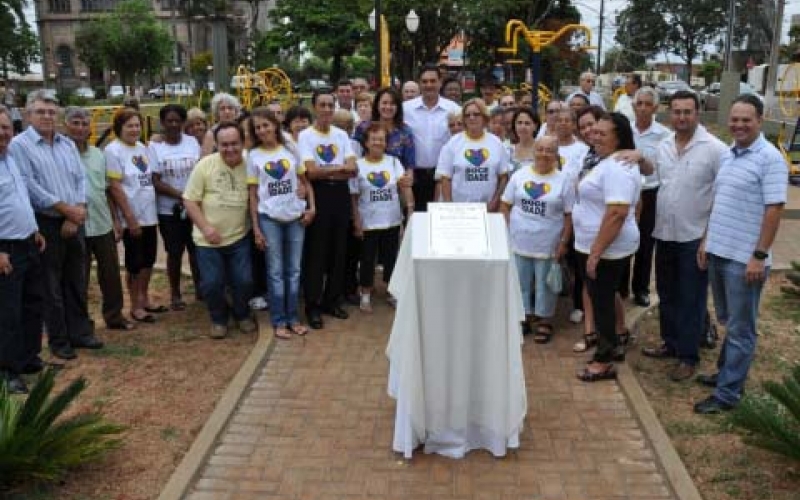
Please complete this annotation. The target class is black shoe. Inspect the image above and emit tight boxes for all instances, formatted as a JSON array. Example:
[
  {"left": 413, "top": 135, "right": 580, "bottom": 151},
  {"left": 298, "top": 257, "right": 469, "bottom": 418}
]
[
  {"left": 307, "top": 310, "right": 324, "bottom": 330},
  {"left": 633, "top": 292, "right": 650, "bottom": 307},
  {"left": 50, "top": 344, "right": 77, "bottom": 360},
  {"left": 72, "top": 336, "right": 104, "bottom": 350},
  {"left": 321, "top": 305, "right": 349, "bottom": 320},
  {"left": 693, "top": 395, "right": 735, "bottom": 414},
  {"left": 2, "top": 373, "right": 28, "bottom": 394},
  {"left": 20, "top": 357, "right": 44, "bottom": 374},
  {"left": 641, "top": 344, "right": 676, "bottom": 359},
  {"left": 695, "top": 372, "right": 719, "bottom": 388}
]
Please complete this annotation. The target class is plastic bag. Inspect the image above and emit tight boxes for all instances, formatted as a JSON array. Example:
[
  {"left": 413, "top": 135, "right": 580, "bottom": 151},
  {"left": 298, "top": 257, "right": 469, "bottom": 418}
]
[{"left": 546, "top": 261, "right": 563, "bottom": 294}]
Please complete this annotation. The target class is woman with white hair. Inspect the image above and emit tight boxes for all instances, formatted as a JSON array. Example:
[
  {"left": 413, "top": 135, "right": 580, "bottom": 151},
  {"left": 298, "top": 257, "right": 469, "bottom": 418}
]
[{"left": 201, "top": 92, "right": 242, "bottom": 157}]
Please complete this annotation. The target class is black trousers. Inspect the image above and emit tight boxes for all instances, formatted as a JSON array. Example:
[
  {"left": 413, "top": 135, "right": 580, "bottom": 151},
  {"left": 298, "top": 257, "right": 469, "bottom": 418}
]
[
  {"left": 84, "top": 230, "right": 126, "bottom": 327},
  {"left": 632, "top": 188, "right": 658, "bottom": 295},
  {"left": 344, "top": 221, "right": 362, "bottom": 297},
  {"left": 576, "top": 252, "right": 627, "bottom": 363},
  {"left": 303, "top": 182, "right": 350, "bottom": 310},
  {"left": 359, "top": 226, "right": 401, "bottom": 288},
  {"left": 0, "top": 235, "right": 44, "bottom": 373},
  {"left": 412, "top": 168, "right": 437, "bottom": 212},
  {"left": 36, "top": 215, "right": 94, "bottom": 349}
]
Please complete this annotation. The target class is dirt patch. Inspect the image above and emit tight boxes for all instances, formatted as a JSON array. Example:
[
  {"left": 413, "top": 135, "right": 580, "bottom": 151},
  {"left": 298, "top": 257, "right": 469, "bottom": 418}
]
[
  {"left": 631, "top": 273, "right": 800, "bottom": 500},
  {"left": 6, "top": 271, "right": 257, "bottom": 500}
]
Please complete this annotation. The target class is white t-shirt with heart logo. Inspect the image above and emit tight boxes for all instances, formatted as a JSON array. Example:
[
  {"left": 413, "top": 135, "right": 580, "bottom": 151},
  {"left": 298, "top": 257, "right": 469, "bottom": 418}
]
[
  {"left": 105, "top": 139, "right": 158, "bottom": 227},
  {"left": 349, "top": 154, "right": 406, "bottom": 230},
  {"left": 436, "top": 132, "right": 509, "bottom": 203},
  {"left": 246, "top": 145, "right": 307, "bottom": 222},
  {"left": 502, "top": 167, "right": 575, "bottom": 258}
]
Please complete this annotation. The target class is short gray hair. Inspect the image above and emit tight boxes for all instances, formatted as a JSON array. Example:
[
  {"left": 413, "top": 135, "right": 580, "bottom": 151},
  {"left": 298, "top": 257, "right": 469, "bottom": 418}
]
[
  {"left": 26, "top": 89, "right": 59, "bottom": 109},
  {"left": 210, "top": 92, "right": 241, "bottom": 119},
  {"left": 65, "top": 106, "right": 90, "bottom": 121},
  {"left": 634, "top": 86, "right": 659, "bottom": 104}
]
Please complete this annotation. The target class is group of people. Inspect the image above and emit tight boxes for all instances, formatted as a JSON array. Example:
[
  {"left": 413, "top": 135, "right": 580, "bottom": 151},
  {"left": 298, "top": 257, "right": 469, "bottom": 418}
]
[{"left": 0, "top": 67, "right": 787, "bottom": 416}]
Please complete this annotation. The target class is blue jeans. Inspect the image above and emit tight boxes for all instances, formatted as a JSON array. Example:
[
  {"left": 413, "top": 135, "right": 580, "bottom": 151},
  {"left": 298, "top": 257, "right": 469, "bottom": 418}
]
[
  {"left": 259, "top": 215, "right": 304, "bottom": 327},
  {"left": 655, "top": 239, "right": 708, "bottom": 366},
  {"left": 515, "top": 254, "right": 557, "bottom": 319},
  {"left": 708, "top": 254, "right": 767, "bottom": 405},
  {"left": 195, "top": 236, "right": 253, "bottom": 326}
]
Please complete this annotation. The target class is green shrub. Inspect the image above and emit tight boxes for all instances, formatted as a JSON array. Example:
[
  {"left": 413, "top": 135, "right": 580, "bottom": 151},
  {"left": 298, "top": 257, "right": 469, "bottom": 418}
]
[
  {"left": 0, "top": 369, "right": 125, "bottom": 486},
  {"left": 729, "top": 364, "right": 800, "bottom": 462}
]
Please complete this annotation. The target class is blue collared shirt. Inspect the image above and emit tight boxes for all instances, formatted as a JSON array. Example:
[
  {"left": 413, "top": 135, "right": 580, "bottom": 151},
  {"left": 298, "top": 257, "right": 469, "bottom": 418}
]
[
  {"left": 0, "top": 154, "right": 38, "bottom": 239},
  {"left": 8, "top": 127, "right": 86, "bottom": 217}
]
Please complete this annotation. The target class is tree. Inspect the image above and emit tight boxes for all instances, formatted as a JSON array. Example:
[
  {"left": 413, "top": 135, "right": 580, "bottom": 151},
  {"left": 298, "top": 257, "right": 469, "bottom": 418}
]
[
  {"left": 75, "top": 0, "right": 174, "bottom": 86},
  {"left": 601, "top": 47, "right": 644, "bottom": 74},
  {"left": 613, "top": 0, "right": 668, "bottom": 65},
  {"left": 0, "top": 0, "right": 40, "bottom": 79}
]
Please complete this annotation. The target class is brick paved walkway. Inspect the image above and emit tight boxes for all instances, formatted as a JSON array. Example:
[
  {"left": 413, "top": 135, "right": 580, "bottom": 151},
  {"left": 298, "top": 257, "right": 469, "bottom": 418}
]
[{"left": 185, "top": 297, "right": 677, "bottom": 500}]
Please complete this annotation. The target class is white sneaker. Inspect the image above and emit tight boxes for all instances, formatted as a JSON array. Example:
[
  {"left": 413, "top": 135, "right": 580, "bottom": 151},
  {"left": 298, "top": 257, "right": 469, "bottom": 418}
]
[
  {"left": 569, "top": 309, "right": 584, "bottom": 324},
  {"left": 360, "top": 293, "right": 372, "bottom": 313},
  {"left": 248, "top": 295, "right": 269, "bottom": 310},
  {"left": 209, "top": 324, "right": 228, "bottom": 339}
]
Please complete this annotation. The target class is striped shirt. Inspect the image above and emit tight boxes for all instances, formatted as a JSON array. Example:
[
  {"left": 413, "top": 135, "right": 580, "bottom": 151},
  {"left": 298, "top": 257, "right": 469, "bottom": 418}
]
[
  {"left": 0, "top": 154, "right": 38, "bottom": 239},
  {"left": 9, "top": 127, "right": 86, "bottom": 217},
  {"left": 706, "top": 135, "right": 788, "bottom": 265}
]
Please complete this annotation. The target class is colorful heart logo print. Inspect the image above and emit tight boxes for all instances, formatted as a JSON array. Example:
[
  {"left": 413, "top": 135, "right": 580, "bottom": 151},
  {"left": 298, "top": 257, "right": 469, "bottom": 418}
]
[
  {"left": 131, "top": 155, "right": 148, "bottom": 173},
  {"left": 465, "top": 148, "right": 489, "bottom": 167},
  {"left": 367, "top": 170, "right": 390, "bottom": 188},
  {"left": 316, "top": 144, "right": 338, "bottom": 163},
  {"left": 265, "top": 159, "right": 290, "bottom": 180},
  {"left": 524, "top": 181, "right": 550, "bottom": 200}
]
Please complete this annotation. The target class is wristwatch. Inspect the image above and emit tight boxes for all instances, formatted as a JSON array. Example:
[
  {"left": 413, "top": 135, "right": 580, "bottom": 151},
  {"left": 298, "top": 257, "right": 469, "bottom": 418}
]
[{"left": 753, "top": 249, "right": 768, "bottom": 261}]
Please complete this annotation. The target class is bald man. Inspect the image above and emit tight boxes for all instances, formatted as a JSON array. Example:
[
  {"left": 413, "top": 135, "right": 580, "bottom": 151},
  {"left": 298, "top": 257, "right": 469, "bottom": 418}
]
[{"left": 402, "top": 81, "right": 420, "bottom": 101}]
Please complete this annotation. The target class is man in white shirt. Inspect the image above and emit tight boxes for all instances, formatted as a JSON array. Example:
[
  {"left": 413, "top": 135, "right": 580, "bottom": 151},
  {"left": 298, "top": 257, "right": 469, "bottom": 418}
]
[
  {"left": 403, "top": 64, "right": 460, "bottom": 211},
  {"left": 613, "top": 74, "right": 641, "bottom": 122},
  {"left": 644, "top": 90, "right": 727, "bottom": 383},
  {"left": 567, "top": 72, "right": 606, "bottom": 110},
  {"left": 335, "top": 79, "right": 359, "bottom": 123},
  {"left": 629, "top": 87, "right": 669, "bottom": 308}
]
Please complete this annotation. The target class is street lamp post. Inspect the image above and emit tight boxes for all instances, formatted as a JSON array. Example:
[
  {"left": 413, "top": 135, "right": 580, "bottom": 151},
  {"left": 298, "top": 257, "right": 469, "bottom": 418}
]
[
  {"left": 405, "top": 9, "right": 420, "bottom": 79},
  {"left": 371, "top": 0, "right": 382, "bottom": 89}
]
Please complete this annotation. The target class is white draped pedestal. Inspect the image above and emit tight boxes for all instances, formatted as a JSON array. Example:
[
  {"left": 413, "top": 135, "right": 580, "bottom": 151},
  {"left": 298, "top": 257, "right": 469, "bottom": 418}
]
[{"left": 387, "top": 212, "right": 527, "bottom": 459}]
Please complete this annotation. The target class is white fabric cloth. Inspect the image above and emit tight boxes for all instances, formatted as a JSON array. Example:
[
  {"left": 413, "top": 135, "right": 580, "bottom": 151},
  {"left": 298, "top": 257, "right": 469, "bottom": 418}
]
[
  {"left": 436, "top": 132, "right": 509, "bottom": 203},
  {"left": 350, "top": 154, "right": 406, "bottom": 230},
  {"left": 632, "top": 120, "right": 669, "bottom": 190},
  {"left": 149, "top": 134, "right": 201, "bottom": 215},
  {"left": 613, "top": 94, "right": 635, "bottom": 122},
  {"left": 559, "top": 140, "right": 590, "bottom": 180},
  {"left": 387, "top": 213, "right": 527, "bottom": 459},
  {"left": 246, "top": 145, "right": 307, "bottom": 221},
  {"left": 104, "top": 139, "right": 158, "bottom": 227}
]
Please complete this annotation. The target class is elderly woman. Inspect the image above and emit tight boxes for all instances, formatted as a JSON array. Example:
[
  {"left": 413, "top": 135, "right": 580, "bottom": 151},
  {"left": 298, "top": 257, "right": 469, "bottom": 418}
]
[
  {"left": 201, "top": 92, "right": 241, "bottom": 156},
  {"left": 446, "top": 111, "right": 463, "bottom": 136},
  {"left": 436, "top": 98, "right": 509, "bottom": 211},
  {"left": 105, "top": 108, "right": 162, "bottom": 323},
  {"left": 501, "top": 135, "right": 573, "bottom": 342},
  {"left": 572, "top": 112, "right": 642, "bottom": 382},
  {"left": 185, "top": 107, "right": 208, "bottom": 145}
]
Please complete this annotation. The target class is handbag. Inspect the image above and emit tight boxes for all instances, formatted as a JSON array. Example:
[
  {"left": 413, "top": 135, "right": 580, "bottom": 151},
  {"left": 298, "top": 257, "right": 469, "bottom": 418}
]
[{"left": 546, "top": 261, "right": 563, "bottom": 294}]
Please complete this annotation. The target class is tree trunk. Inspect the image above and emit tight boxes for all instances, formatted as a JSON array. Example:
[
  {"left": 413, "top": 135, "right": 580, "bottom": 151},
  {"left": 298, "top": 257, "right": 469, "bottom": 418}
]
[{"left": 331, "top": 53, "right": 343, "bottom": 85}]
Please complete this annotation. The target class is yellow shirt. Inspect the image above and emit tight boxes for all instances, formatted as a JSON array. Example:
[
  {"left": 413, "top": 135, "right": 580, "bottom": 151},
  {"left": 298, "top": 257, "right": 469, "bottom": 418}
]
[{"left": 183, "top": 153, "right": 250, "bottom": 247}]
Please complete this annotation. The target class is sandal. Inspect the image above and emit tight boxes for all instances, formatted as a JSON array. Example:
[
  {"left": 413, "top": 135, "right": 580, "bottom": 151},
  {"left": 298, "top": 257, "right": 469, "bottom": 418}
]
[
  {"left": 107, "top": 320, "right": 136, "bottom": 330},
  {"left": 131, "top": 312, "right": 156, "bottom": 323},
  {"left": 533, "top": 323, "right": 554, "bottom": 344},
  {"left": 170, "top": 299, "right": 187, "bottom": 311},
  {"left": 274, "top": 326, "right": 292, "bottom": 340},
  {"left": 577, "top": 363, "right": 617, "bottom": 382},
  {"left": 289, "top": 323, "right": 309, "bottom": 336},
  {"left": 144, "top": 305, "right": 169, "bottom": 314},
  {"left": 573, "top": 332, "right": 597, "bottom": 353}
]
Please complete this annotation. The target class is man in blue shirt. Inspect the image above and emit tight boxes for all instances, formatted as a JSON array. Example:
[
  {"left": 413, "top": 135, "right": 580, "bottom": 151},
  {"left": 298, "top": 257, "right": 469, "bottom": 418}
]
[
  {"left": 695, "top": 94, "right": 788, "bottom": 413},
  {"left": 9, "top": 90, "right": 102, "bottom": 360},
  {"left": 0, "top": 106, "right": 46, "bottom": 394}
]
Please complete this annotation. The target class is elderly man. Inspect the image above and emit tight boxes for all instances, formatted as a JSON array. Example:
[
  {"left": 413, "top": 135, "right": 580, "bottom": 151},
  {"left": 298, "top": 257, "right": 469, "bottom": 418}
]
[
  {"left": 401, "top": 80, "right": 420, "bottom": 101},
  {"left": 644, "top": 90, "right": 727, "bottom": 382},
  {"left": 403, "top": 64, "right": 460, "bottom": 211},
  {"left": 629, "top": 87, "right": 670, "bottom": 308},
  {"left": 614, "top": 74, "right": 641, "bottom": 122},
  {"left": 64, "top": 107, "right": 132, "bottom": 331},
  {"left": 567, "top": 71, "right": 606, "bottom": 109},
  {"left": 351, "top": 77, "right": 369, "bottom": 97},
  {"left": 695, "top": 95, "right": 788, "bottom": 413},
  {"left": 183, "top": 122, "right": 257, "bottom": 339},
  {"left": 9, "top": 90, "right": 102, "bottom": 360},
  {"left": 0, "top": 106, "right": 46, "bottom": 393}
]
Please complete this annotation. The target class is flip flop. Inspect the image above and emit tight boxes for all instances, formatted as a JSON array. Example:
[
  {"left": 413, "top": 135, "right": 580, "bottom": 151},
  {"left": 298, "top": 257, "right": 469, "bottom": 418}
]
[
  {"left": 289, "top": 323, "right": 309, "bottom": 336},
  {"left": 274, "top": 326, "right": 292, "bottom": 340},
  {"left": 144, "top": 305, "right": 169, "bottom": 314},
  {"left": 577, "top": 364, "right": 617, "bottom": 382},
  {"left": 533, "top": 323, "right": 554, "bottom": 344},
  {"left": 132, "top": 312, "right": 156, "bottom": 323}
]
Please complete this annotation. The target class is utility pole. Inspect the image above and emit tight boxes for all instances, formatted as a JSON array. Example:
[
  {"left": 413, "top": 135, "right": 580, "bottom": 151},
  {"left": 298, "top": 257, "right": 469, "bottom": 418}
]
[
  {"left": 596, "top": 0, "right": 605, "bottom": 75},
  {"left": 765, "top": 0, "right": 786, "bottom": 118}
]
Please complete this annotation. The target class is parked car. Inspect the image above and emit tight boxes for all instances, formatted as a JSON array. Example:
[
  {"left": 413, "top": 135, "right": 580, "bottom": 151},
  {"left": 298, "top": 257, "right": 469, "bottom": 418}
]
[
  {"left": 108, "top": 85, "right": 126, "bottom": 99},
  {"left": 294, "top": 79, "right": 333, "bottom": 94},
  {"left": 147, "top": 85, "right": 165, "bottom": 99},
  {"left": 75, "top": 86, "right": 96, "bottom": 100},
  {"left": 699, "top": 82, "right": 763, "bottom": 111},
  {"left": 147, "top": 83, "right": 194, "bottom": 99},
  {"left": 656, "top": 80, "right": 693, "bottom": 103}
]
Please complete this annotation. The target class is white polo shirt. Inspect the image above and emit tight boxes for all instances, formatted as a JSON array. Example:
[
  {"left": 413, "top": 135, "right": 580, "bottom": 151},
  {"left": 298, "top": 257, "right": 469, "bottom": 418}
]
[
  {"left": 652, "top": 125, "right": 727, "bottom": 243},
  {"left": 402, "top": 95, "right": 460, "bottom": 168}
]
